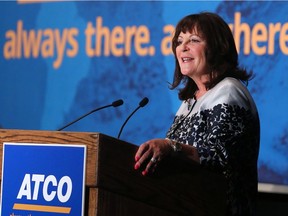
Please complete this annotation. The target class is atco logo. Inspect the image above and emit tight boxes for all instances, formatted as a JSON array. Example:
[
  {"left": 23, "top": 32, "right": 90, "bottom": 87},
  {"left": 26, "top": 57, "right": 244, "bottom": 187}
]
[
  {"left": 1, "top": 143, "right": 86, "bottom": 216},
  {"left": 13, "top": 174, "right": 73, "bottom": 214}
]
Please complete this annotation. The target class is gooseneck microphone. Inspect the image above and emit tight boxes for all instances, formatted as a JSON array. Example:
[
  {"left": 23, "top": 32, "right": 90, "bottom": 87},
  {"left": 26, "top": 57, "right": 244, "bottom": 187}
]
[
  {"left": 57, "top": 99, "right": 124, "bottom": 131},
  {"left": 117, "top": 97, "right": 149, "bottom": 139}
]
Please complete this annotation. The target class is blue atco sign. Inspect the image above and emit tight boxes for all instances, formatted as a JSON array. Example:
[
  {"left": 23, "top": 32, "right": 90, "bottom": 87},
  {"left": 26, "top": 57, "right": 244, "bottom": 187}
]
[{"left": 0, "top": 143, "right": 86, "bottom": 216}]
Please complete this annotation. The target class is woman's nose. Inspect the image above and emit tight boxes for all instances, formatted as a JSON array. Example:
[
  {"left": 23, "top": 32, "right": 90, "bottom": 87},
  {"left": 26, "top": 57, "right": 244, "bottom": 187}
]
[{"left": 180, "top": 41, "right": 189, "bottom": 51}]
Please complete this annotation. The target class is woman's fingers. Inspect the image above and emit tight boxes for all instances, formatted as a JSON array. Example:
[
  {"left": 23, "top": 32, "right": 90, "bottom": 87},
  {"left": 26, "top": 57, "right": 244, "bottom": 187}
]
[
  {"left": 135, "top": 141, "right": 149, "bottom": 162},
  {"left": 134, "top": 144, "right": 153, "bottom": 170},
  {"left": 142, "top": 155, "right": 161, "bottom": 175},
  {"left": 134, "top": 139, "right": 168, "bottom": 175}
]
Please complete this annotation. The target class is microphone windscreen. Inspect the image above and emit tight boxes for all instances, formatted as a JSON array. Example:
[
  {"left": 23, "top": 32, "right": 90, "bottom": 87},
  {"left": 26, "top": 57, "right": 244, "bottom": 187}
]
[
  {"left": 112, "top": 99, "right": 124, "bottom": 107},
  {"left": 139, "top": 97, "right": 149, "bottom": 107}
]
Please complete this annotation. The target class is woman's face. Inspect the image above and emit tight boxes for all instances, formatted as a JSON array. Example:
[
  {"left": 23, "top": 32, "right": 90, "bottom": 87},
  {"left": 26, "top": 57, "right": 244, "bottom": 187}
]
[{"left": 175, "top": 29, "right": 209, "bottom": 79}]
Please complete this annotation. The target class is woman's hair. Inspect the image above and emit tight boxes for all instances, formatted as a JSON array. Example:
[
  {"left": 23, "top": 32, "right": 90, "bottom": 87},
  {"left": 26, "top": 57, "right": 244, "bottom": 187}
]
[{"left": 171, "top": 12, "right": 253, "bottom": 100}]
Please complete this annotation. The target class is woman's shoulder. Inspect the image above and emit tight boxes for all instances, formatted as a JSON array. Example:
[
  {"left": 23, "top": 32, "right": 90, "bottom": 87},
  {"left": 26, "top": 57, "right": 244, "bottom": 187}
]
[
  {"left": 202, "top": 77, "right": 253, "bottom": 109},
  {"left": 215, "top": 77, "right": 245, "bottom": 91}
]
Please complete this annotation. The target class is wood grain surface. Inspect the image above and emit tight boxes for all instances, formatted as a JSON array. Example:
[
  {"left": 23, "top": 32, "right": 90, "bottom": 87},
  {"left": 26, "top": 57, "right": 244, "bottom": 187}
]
[{"left": 0, "top": 129, "right": 227, "bottom": 216}]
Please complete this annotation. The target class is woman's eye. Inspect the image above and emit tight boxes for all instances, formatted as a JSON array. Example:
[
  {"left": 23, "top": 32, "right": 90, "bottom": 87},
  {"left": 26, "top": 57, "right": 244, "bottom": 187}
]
[
  {"left": 176, "top": 40, "right": 183, "bottom": 46},
  {"left": 190, "top": 38, "right": 200, "bottom": 43}
]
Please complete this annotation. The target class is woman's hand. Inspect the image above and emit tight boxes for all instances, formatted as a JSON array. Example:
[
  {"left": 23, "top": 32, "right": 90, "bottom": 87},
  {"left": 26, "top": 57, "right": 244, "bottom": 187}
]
[{"left": 134, "top": 138, "right": 172, "bottom": 176}]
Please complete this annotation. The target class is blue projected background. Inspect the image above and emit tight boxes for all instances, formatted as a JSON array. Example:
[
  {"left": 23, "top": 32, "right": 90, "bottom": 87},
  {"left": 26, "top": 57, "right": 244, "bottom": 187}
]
[{"left": 0, "top": 1, "right": 287, "bottom": 190}]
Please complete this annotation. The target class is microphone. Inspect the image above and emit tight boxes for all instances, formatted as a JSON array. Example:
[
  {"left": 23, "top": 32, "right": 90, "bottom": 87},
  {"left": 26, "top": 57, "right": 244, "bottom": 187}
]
[
  {"left": 117, "top": 97, "right": 149, "bottom": 139},
  {"left": 57, "top": 99, "right": 124, "bottom": 131}
]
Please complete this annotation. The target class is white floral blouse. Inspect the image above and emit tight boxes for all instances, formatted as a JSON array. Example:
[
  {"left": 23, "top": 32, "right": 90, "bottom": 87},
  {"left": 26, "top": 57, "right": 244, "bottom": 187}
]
[{"left": 166, "top": 77, "right": 260, "bottom": 216}]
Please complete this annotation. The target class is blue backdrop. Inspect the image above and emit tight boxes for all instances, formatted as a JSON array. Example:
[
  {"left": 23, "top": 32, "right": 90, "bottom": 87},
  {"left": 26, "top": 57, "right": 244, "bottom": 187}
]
[{"left": 1, "top": 0, "right": 288, "bottom": 189}]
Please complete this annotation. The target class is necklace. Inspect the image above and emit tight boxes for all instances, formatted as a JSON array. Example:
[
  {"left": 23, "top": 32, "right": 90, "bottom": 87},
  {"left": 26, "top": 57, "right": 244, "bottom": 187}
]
[
  {"left": 187, "top": 99, "right": 193, "bottom": 110},
  {"left": 169, "top": 99, "right": 197, "bottom": 137},
  {"left": 186, "top": 97, "right": 197, "bottom": 111}
]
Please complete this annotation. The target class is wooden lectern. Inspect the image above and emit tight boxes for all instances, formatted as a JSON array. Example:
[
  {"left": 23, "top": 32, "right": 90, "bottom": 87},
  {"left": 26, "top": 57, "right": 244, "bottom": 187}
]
[{"left": 0, "top": 129, "right": 226, "bottom": 216}]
